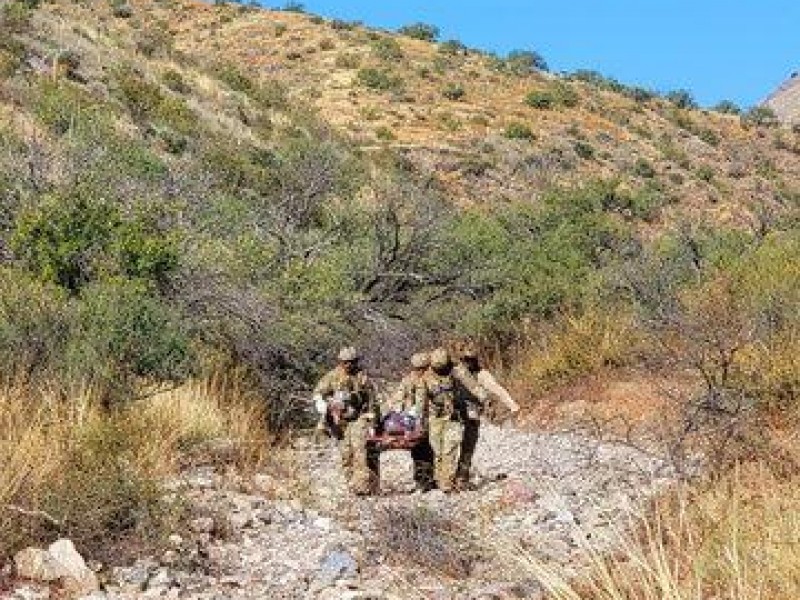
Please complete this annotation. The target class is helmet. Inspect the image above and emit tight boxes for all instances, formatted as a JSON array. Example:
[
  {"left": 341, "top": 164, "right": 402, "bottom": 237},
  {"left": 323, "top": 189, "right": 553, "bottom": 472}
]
[
  {"left": 459, "top": 342, "right": 479, "bottom": 359},
  {"left": 337, "top": 346, "right": 359, "bottom": 362},
  {"left": 429, "top": 348, "right": 451, "bottom": 369},
  {"left": 410, "top": 352, "right": 430, "bottom": 369}
]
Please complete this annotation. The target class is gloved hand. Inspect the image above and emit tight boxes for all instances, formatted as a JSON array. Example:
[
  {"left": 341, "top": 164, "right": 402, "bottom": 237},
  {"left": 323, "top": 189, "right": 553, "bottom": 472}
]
[
  {"left": 313, "top": 394, "right": 328, "bottom": 415},
  {"left": 406, "top": 406, "right": 418, "bottom": 418}
]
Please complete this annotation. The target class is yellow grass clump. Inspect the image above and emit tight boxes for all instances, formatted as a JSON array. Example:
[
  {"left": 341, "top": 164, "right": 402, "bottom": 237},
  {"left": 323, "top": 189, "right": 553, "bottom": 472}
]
[{"left": 0, "top": 379, "right": 270, "bottom": 562}]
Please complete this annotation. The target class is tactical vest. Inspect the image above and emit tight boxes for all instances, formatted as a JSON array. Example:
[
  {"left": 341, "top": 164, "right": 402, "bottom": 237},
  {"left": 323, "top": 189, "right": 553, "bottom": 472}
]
[
  {"left": 425, "top": 373, "right": 460, "bottom": 419},
  {"left": 328, "top": 370, "right": 371, "bottom": 421}
]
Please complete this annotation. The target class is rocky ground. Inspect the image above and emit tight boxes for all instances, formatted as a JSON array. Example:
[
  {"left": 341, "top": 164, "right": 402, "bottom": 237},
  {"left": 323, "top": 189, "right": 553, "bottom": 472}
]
[{"left": 7, "top": 423, "right": 675, "bottom": 600}]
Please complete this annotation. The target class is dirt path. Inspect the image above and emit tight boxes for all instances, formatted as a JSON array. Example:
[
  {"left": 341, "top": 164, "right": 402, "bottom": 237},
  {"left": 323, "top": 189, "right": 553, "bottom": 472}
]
[{"left": 14, "top": 424, "right": 674, "bottom": 600}]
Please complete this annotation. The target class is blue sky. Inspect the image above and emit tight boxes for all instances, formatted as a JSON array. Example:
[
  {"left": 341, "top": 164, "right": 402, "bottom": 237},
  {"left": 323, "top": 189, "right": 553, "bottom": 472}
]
[{"left": 261, "top": 0, "right": 800, "bottom": 108}]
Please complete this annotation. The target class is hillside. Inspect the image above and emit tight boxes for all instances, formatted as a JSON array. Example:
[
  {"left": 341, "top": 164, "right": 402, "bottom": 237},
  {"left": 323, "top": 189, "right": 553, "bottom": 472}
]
[
  {"left": 1, "top": 2, "right": 799, "bottom": 598},
  {"left": 765, "top": 72, "right": 800, "bottom": 124},
  {"left": 3, "top": 0, "right": 800, "bottom": 227}
]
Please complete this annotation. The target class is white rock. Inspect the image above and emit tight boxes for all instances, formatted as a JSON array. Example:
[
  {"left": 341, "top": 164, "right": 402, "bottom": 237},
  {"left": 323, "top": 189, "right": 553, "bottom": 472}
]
[{"left": 15, "top": 548, "right": 62, "bottom": 582}]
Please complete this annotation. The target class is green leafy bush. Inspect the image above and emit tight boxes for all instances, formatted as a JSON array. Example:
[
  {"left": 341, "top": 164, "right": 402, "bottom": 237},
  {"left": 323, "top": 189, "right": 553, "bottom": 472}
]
[
  {"left": 503, "top": 122, "right": 535, "bottom": 140},
  {"left": 398, "top": 22, "right": 440, "bottom": 42},
  {"left": 442, "top": 82, "right": 465, "bottom": 101},
  {"left": 371, "top": 37, "right": 404, "bottom": 61},
  {"left": 505, "top": 49, "right": 548, "bottom": 74},
  {"left": 357, "top": 67, "right": 402, "bottom": 92},
  {"left": 525, "top": 82, "right": 579, "bottom": 109}
]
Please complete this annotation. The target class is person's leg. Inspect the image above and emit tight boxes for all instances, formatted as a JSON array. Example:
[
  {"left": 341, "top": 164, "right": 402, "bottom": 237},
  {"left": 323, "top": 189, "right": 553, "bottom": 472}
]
[
  {"left": 456, "top": 418, "right": 480, "bottom": 488},
  {"left": 411, "top": 437, "right": 435, "bottom": 491},
  {"left": 347, "top": 419, "right": 379, "bottom": 495},
  {"left": 428, "top": 417, "right": 445, "bottom": 490},
  {"left": 340, "top": 422, "right": 354, "bottom": 485},
  {"left": 438, "top": 420, "right": 464, "bottom": 492}
]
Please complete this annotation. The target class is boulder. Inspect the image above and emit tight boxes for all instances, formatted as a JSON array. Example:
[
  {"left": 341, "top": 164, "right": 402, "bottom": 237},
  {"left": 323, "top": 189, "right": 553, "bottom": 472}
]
[{"left": 14, "top": 539, "right": 98, "bottom": 598}]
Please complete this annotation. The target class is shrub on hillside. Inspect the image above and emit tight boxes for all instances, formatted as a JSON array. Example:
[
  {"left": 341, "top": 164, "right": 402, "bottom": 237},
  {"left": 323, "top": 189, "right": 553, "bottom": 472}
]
[
  {"left": 371, "top": 37, "right": 404, "bottom": 61},
  {"left": 713, "top": 99, "right": 741, "bottom": 115},
  {"left": 357, "top": 67, "right": 402, "bottom": 92},
  {"left": 442, "top": 82, "right": 465, "bottom": 101},
  {"left": 505, "top": 49, "right": 548, "bottom": 74},
  {"left": 525, "top": 82, "right": 579, "bottom": 110},
  {"left": 742, "top": 106, "right": 779, "bottom": 128},
  {"left": 398, "top": 22, "right": 440, "bottom": 42},
  {"left": 666, "top": 89, "right": 698, "bottom": 109},
  {"left": 503, "top": 122, "right": 535, "bottom": 140}
]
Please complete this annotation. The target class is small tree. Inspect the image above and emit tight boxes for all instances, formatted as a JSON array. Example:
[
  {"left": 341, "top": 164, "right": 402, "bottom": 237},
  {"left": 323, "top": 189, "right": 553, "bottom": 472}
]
[
  {"left": 666, "top": 89, "right": 697, "bottom": 109},
  {"left": 505, "top": 49, "right": 548, "bottom": 75},
  {"left": 713, "top": 100, "right": 741, "bottom": 115},
  {"left": 398, "top": 22, "right": 440, "bottom": 42},
  {"left": 742, "top": 106, "right": 779, "bottom": 128}
]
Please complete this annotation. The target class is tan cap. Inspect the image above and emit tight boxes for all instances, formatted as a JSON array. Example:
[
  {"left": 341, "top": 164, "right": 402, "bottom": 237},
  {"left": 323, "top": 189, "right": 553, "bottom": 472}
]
[
  {"left": 429, "top": 348, "right": 451, "bottom": 369},
  {"left": 337, "top": 346, "right": 359, "bottom": 362},
  {"left": 410, "top": 352, "right": 430, "bottom": 369}
]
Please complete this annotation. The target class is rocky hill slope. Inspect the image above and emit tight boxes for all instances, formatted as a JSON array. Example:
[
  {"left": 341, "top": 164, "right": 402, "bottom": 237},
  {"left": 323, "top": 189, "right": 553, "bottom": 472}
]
[
  {"left": 3, "top": 0, "right": 800, "bottom": 228},
  {"left": 765, "top": 72, "right": 800, "bottom": 124}
]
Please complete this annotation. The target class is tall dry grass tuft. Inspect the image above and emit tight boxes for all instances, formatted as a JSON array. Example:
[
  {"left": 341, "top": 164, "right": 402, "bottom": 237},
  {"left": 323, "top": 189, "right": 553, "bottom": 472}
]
[
  {"left": 493, "top": 461, "right": 800, "bottom": 600},
  {"left": 490, "top": 307, "right": 642, "bottom": 404},
  {"left": 0, "top": 378, "right": 271, "bottom": 563}
]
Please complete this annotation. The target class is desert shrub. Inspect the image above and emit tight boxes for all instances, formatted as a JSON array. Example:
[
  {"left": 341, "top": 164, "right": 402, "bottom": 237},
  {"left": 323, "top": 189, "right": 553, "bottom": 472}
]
[
  {"left": 503, "top": 122, "right": 535, "bottom": 140},
  {"left": 282, "top": 1, "right": 304, "bottom": 12},
  {"left": 525, "top": 82, "right": 579, "bottom": 109},
  {"left": 329, "top": 18, "right": 356, "bottom": 30},
  {"left": 505, "top": 49, "right": 548, "bottom": 74},
  {"left": 438, "top": 39, "right": 467, "bottom": 56},
  {"left": 11, "top": 193, "right": 180, "bottom": 294},
  {"left": 742, "top": 106, "right": 779, "bottom": 128},
  {"left": 666, "top": 89, "right": 698, "bottom": 109},
  {"left": 135, "top": 25, "right": 173, "bottom": 58},
  {"left": 33, "top": 80, "right": 110, "bottom": 137},
  {"left": 713, "top": 99, "right": 741, "bottom": 115},
  {"left": 442, "top": 82, "right": 465, "bottom": 101},
  {"left": 632, "top": 157, "right": 656, "bottom": 178},
  {"left": 573, "top": 141, "right": 595, "bottom": 160},
  {"left": 161, "top": 68, "right": 190, "bottom": 93},
  {"left": 398, "top": 22, "right": 440, "bottom": 42},
  {"left": 357, "top": 67, "right": 402, "bottom": 92},
  {"left": 371, "top": 37, "right": 403, "bottom": 61},
  {"left": 335, "top": 52, "right": 359, "bottom": 69}
]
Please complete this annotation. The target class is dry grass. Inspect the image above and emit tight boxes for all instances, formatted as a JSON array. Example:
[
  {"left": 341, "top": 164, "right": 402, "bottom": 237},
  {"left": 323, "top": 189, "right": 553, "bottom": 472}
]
[
  {"left": 492, "top": 460, "right": 800, "bottom": 600},
  {"left": 0, "top": 379, "right": 270, "bottom": 563}
]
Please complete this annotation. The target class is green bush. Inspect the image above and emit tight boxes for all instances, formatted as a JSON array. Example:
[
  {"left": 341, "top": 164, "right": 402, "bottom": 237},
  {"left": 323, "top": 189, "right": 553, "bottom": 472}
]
[
  {"left": 505, "top": 49, "right": 548, "bottom": 74},
  {"left": 713, "top": 100, "right": 741, "bottom": 115},
  {"left": 632, "top": 158, "right": 657, "bottom": 179},
  {"left": 666, "top": 89, "right": 697, "bottom": 109},
  {"left": 442, "top": 82, "right": 465, "bottom": 101},
  {"left": 742, "top": 106, "right": 779, "bottom": 128},
  {"left": 357, "top": 67, "right": 402, "bottom": 92},
  {"left": 11, "top": 193, "right": 179, "bottom": 294},
  {"left": 438, "top": 39, "right": 467, "bottom": 56},
  {"left": 525, "top": 82, "right": 579, "bottom": 109},
  {"left": 371, "top": 37, "right": 404, "bottom": 61},
  {"left": 503, "top": 122, "right": 535, "bottom": 140},
  {"left": 398, "top": 22, "right": 440, "bottom": 42}
]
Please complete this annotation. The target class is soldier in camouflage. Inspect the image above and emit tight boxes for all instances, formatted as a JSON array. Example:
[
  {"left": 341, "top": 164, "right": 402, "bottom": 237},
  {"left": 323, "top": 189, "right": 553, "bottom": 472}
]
[
  {"left": 454, "top": 343, "right": 520, "bottom": 489},
  {"left": 389, "top": 352, "right": 435, "bottom": 491},
  {"left": 313, "top": 347, "right": 381, "bottom": 496},
  {"left": 423, "top": 348, "right": 487, "bottom": 492}
]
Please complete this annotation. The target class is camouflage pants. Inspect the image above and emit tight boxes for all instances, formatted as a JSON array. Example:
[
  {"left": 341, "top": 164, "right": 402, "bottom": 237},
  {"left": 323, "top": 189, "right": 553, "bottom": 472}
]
[
  {"left": 340, "top": 418, "right": 380, "bottom": 495},
  {"left": 456, "top": 418, "right": 480, "bottom": 486},
  {"left": 411, "top": 436, "right": 435, "bottom": 491},
  {"left": 428, "top": 416, "right": 463, "bottom": 492}
]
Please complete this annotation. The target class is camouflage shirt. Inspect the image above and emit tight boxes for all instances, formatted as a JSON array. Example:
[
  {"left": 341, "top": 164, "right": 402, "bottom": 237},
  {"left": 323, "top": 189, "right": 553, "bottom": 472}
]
[
  {"left": 314, "top": 366, "right": 377, "bottom": 421},
  {"left": 424, "top": 368, "right": 487, "bottom": 420}
]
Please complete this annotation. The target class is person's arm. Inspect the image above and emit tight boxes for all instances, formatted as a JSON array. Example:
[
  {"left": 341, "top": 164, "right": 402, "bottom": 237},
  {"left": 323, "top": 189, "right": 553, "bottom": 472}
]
[
  {"left": 477, "top": 370, "right": 519, "bottom": 413},
  {"left": 453, "top": 365, "right": 488, "bottom": 405},
  {"left": 312, "top": 371, "right": 334, "bottom": 415}
]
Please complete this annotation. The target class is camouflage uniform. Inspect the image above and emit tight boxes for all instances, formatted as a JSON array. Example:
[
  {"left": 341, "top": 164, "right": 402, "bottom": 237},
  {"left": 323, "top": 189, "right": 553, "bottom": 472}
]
[
  {"left": 454, "top": 346, "right": 519, "bottom": 488},
  {"left": 389, "top": 353, "right": 435, "bottom": 491},
  {"left": 423, "top": 349, "right": 486, "bottom": 492},
  {"left": 314, "top": 358, "right": 381, "bottom": 496}
]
